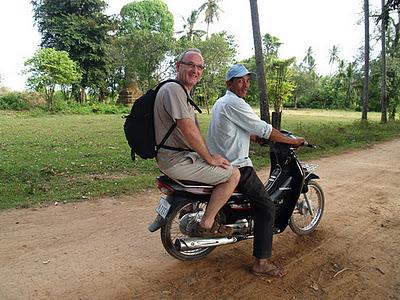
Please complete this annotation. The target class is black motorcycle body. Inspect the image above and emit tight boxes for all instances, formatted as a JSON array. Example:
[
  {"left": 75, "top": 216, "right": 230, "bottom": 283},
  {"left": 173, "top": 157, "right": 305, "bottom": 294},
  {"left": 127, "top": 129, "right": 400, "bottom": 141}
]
[{"left": 148, "top": 132, "right": 324, "bottom": 261}]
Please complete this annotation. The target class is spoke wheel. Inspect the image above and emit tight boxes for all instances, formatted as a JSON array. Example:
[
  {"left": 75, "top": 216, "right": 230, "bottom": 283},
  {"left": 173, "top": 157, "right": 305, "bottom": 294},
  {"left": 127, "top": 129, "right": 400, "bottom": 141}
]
[
  {"left": 160, "top": 199, "right": 215, "bottom": 261},
  {"left": 289, "top": 180, "right": 324, "bottom": 235}
]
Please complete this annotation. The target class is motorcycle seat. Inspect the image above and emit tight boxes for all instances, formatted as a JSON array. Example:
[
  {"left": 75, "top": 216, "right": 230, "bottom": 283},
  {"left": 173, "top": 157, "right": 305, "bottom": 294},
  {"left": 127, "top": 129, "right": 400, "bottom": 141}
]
[
  {"left": 157, "top": 175, "right": 243, "bottom": 196},
  {"left": 158, "top": 174, "right": 214, "bottom": 188},
  {"left": 172, "top": 178, "right": 214, "bottom": 188}
]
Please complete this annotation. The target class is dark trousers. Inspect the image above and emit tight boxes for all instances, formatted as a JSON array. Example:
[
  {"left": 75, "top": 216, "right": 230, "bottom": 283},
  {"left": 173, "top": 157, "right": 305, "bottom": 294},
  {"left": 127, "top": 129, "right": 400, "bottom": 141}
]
[{"left": 236, "top": 167, "right": 276, "bottom": 259}]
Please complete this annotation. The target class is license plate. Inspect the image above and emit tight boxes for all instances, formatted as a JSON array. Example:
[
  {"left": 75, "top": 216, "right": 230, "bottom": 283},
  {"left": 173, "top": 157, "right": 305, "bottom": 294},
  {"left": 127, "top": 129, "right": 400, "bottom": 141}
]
[{"left": 155, "top": 197, "right": 171, "bottom": 219}]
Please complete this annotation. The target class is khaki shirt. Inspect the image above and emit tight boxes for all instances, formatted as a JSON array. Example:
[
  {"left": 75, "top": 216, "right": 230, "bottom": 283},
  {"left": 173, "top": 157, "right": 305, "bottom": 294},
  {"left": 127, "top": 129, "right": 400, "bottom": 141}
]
[{"left": 154, "top": 81, "right": 195, "bottom": 170}]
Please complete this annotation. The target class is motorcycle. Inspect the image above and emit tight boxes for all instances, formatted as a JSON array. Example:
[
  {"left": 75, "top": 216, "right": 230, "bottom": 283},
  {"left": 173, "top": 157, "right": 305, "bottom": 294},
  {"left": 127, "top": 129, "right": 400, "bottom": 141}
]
[{"left": 148, "top": 131, "right": 325, "bottom": 261}]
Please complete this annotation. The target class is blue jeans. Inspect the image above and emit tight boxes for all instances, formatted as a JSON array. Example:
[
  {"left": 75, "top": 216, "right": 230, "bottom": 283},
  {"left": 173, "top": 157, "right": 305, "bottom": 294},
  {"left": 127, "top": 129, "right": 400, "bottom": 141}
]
[{"left": 237, "top": 167, "right": 276, "bottom": 259}]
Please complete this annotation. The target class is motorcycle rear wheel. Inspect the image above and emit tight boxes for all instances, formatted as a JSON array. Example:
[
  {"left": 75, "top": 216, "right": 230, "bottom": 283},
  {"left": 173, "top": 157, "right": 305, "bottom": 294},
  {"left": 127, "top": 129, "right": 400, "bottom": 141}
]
[
  {"left": 289, "top": 180, "right": 324, "bottom": 235},
  {"left": 160, "top": 199, "right": 216, "bottom": 261}
]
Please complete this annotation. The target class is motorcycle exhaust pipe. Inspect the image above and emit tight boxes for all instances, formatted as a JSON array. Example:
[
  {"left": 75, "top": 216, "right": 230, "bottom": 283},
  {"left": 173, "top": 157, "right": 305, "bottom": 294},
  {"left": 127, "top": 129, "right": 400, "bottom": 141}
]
[{"left": 175, "top": 236, "right": 238, "bottom": 251}]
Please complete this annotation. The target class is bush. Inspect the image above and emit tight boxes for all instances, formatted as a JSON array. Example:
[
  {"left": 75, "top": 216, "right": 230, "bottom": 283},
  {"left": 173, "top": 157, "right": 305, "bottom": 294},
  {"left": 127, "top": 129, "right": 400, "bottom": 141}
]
[
  {"left": 0, "top": 92, "right": 31, "bottom": 110},
  {"left": 52, "top": 100, "right": 130, "bottom": 115},
  {"left": 0, "top": 89, "right": 130, "bottom": 115},
  {"left": 0, "top": 91, "right": 47, "bottom": 111}
]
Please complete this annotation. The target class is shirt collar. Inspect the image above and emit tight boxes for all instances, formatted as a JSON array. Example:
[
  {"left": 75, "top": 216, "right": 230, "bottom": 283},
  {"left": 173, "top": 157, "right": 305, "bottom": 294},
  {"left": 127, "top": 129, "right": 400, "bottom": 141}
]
[{"left": 226, "top": 90, "right": 239, "bottom": 98}]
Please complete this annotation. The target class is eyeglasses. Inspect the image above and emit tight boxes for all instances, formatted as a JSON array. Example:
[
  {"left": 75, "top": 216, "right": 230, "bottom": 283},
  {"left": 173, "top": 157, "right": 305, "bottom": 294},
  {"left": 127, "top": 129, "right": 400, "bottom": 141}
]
[{"left": 180, "top": 61, "right": 205, "bottom": 71}]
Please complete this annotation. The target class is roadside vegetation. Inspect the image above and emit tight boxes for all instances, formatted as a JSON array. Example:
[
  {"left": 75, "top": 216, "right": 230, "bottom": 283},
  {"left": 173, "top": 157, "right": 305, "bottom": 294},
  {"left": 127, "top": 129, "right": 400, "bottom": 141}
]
[{"left": 1, "top": 109, "right": 399, "bottom": 210}]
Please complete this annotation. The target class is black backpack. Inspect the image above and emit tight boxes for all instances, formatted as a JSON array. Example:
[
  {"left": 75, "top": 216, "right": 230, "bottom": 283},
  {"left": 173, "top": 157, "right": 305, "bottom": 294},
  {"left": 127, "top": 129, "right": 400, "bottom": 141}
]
[{"left": 123, "top": 79, "right": 202, "bottom": 161}]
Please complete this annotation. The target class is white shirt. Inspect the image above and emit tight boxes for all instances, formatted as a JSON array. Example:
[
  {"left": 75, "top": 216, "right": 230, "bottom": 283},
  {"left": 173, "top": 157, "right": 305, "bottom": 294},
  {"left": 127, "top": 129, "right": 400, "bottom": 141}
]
[{"left": 206, "top": 90, "right": 272, "bottom": 168}]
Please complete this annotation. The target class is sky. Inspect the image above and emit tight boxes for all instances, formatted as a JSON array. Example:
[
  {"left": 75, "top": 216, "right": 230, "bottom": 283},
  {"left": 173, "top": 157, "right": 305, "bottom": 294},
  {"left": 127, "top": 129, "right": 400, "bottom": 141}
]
[{"left": 0, "top": 0, "right": 381, "bottom": 91}]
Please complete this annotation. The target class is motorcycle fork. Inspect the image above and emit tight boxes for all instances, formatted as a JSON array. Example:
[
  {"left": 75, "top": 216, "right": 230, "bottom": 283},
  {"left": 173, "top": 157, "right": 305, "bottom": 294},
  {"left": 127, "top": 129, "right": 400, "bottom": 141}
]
[{"left": 302, "top": 192, "right": 314, "bottom": 217}]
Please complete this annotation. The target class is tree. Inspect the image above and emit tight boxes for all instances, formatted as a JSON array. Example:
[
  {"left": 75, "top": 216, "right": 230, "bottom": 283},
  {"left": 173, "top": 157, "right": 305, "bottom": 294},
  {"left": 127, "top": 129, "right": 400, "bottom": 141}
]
[
  {"left": 268, "top": 58, "right": 296, "bottom": 129},
  {"left": 263, "top": 33, "right": 282, "bottom": 60},
  {"left": 379, "top": 0, "right": 400, "bottom": 21},
  {"left": 194, "top": 32, "right": 237, "bottom": 112},
  {"left": 381, "top": 0, "right": 388, "bottom": 123},
  {"left": 176, "top": 10, "right": 206, "bottom": 41},
  {"left": 302, "top": 46, "right": 317, "bottom": 72},
  {"left": 328, "top": 45, "right": 340, "bottom": 75},
  {"left": 117, "top": 0, "right": 174, "bottom": 93},
  {"left": 24, "top": 48, "right": 82, "bottom": 110},
  {"left": 119, "top": 0, "right": 173, "bottom": 35},
  {"left": 362, "top": 0, "right": 370, "bottom": 120},
  {"left": 198, "top": 0, "right": 222, "bottom": 39},
  {"left": 31, "top": 0, "right": 114, "bottom": 102},
  {"left": 344, "top": 62, "right": 358, "bottom": 109},
  {"left": 386, "top": 7, "right": 400, "bottom": 119},
  {"left": 291, "top": 64, "right": 320, "bottom": 109},
  {"left": 249, "top": 0, "right": 270, "bottom": 123}
]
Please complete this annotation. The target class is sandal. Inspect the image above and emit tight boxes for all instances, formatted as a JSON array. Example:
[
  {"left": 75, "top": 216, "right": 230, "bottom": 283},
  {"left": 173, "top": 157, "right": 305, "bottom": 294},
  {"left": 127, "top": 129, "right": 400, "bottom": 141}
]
[
  {"left": 249, "top": 263, "right": 288, "bottom": 278},
  {"left": 186, "top": 220, "right": 233, "bottom": 238}
]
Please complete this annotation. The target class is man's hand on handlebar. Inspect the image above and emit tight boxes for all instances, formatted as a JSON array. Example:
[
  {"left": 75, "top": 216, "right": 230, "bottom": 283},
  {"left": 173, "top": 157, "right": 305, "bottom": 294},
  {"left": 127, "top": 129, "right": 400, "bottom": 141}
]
[{"left": 291, "top": 137, "right": 305, "bottom": 148}]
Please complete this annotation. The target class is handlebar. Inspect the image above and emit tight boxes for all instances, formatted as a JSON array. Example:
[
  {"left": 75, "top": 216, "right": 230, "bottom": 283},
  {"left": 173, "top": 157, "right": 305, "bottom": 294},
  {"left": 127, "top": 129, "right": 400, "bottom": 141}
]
[
  {"left": 302, "top": 141, "right": 317, "bottom": 149},
  {"left": 258, "top": 137, "right": 316, "bottom": 149}
]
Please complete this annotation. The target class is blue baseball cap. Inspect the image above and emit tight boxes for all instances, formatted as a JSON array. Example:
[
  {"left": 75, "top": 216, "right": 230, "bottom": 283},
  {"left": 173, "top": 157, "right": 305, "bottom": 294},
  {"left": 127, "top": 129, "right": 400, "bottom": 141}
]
[{"left": 225, "top": 64, "right": 255, "bottom": 81}]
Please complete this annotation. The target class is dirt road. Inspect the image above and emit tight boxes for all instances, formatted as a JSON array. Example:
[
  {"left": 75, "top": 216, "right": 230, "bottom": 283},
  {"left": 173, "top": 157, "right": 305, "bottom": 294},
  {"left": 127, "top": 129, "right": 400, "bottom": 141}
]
[{"left": 1, "top": 139, "right": 399, "bottom": 300}]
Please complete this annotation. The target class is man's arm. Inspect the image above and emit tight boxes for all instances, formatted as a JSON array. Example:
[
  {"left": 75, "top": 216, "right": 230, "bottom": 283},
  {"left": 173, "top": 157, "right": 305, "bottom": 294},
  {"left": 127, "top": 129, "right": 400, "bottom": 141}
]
[
  {"left": 268, "top": 128, "right": 304, "bottom": 147},
  {"left": 177, "top": 118, "right": 230, "bottom": 169}
]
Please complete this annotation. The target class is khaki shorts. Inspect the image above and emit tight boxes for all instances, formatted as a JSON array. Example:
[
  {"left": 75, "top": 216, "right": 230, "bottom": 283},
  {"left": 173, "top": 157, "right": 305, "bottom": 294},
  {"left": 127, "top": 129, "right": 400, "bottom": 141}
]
[{"left": 158, "top": 151, "right": 233, "bottom": 186}]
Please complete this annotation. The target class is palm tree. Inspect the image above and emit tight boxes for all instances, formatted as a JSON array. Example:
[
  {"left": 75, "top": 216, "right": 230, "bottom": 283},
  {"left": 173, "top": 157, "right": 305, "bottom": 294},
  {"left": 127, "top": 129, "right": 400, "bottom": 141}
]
[
  {"left": 263, "top": 33, "right": 282, "bottom": 59},
  {"left": 328, "top": 45, "right": 340, "bottom": 75},
  {"left": 249, "top": 0, "right": 270, "bottom": 123},
  {"left": 344, "top": 62, "right": 356, "bottom": 109},
  {"left": 362, "top": 0, "right": 370, "bottom": 121},
  {"left": 380, "top": 0, "right": 388, "bottom": 123},
  {"left": 302, "top": 46, "right": 316, "bottom": 72},
  {"left": 176, "top": 10, "right": 205, "bottom": 41},
  {"left": 198, "top": 0, "right": 222, "bottom": 39}
]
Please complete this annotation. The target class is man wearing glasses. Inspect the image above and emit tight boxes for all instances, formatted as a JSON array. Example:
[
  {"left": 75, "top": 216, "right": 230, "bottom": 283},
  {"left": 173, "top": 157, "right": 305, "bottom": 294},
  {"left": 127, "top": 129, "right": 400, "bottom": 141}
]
[{"left": 153, "top": 48, "right": 240, "bottom": 237}]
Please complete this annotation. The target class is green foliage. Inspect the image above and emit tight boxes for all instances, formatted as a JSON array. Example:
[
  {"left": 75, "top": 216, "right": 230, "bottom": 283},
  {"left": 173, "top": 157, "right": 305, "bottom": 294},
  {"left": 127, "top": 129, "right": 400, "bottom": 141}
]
[
  {"left": 24, "top": 48, "right": 82, "bottom": 110},
  {"left": 119, "top": 0, "right": 174, "bottom": 35},
  {"left": 31, "top": 0, "right": 114, "bottom": 101},
  {"left": 176, "top": 9, "right": 206, "bottom": 41},
  {"left": 267, "top": 58, "right": 296, "bottom": 112},
  {"left": 263, "top": 33, "right": 282, "bottom": 58},
  {"left": 52, "top": 101, "right": 130, "bottom": 114},
  {"left": 0, "top": 90, "right": 129, "bottom": 115},
  {"left": 0, "top": 92, "right": 31, "bottom": 110},
  {"left": 27, "top": 0, "right": 399, "bottom": 119},
  {"left": 119, "top": 31, "right": 174, "bottom": 91},
  {"left": 290, "top": 64, "right": 321, "bottom": 108},
  {"left": 198, "top": 0, "right": 222, "bottom": 38},
  {"left": 193, "top": 32, "right": 237, "bottom": 110},
  {"left": 117, "top": 0, "right": 174, "bottom": 92}
]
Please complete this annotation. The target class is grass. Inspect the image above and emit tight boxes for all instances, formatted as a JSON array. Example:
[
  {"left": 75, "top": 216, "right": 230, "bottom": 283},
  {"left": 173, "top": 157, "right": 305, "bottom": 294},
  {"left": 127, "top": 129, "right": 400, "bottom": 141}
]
[{"left": 1, "top": 109, "right": 399, "bottom": 210}]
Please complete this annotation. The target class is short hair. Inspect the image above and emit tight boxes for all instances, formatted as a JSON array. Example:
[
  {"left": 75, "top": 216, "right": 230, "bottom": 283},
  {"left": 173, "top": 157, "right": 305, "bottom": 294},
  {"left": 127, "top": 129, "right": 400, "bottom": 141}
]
[{"left": 177, "top": 48, "right": 202, "bottom": 62}]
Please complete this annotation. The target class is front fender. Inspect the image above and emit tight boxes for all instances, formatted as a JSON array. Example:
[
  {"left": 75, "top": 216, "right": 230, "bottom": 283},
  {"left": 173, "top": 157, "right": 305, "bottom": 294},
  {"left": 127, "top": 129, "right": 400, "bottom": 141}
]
[{"left": 301, "top": 173, "right": 320, "bottom": 193}]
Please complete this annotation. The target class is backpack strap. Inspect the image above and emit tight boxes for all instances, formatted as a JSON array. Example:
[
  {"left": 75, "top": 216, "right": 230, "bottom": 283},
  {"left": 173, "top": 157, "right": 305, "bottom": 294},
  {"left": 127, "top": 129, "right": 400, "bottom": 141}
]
[
  {"left": 155, "top": 79, "right": 201, "bottom": 153},
  {"left": 156, "top": 79, "right": 202, "bottom": 113}
]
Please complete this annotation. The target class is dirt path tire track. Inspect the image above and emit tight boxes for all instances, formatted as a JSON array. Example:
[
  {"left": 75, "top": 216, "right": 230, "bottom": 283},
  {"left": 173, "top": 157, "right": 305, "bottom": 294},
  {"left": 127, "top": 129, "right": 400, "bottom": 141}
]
[{"left": 1, "top": 139, "right": 399, "bottom": 300}]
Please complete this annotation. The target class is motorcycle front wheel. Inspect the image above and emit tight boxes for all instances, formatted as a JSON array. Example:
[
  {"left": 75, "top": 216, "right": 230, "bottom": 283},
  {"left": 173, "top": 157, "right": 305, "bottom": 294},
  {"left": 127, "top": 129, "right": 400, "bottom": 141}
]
[
  {"left": 289, "top": 180, "right": 325, "bottom": 235},
  {"left": 160, "top": 198, "right": 216, "bottom": 261}
]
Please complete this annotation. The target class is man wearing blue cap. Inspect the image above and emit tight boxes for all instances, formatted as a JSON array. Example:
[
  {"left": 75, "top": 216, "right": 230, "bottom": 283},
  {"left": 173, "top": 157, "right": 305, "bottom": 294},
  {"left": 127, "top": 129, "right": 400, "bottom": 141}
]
[{"left": 207, "top": 64, "right": 304, "bottom": 277}]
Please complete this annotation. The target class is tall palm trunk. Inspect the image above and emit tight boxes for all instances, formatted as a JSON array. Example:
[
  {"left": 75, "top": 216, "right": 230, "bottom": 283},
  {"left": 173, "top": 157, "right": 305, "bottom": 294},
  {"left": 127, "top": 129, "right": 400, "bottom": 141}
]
[
  {"left": 381, "top": 0, "right": 388, "bottom": 123},
  {"left": 362, "top": 0, "right": 370, "bottom": 121},
  {"left": 249, "top": 0, "right": 270, "bottom": 124}
]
